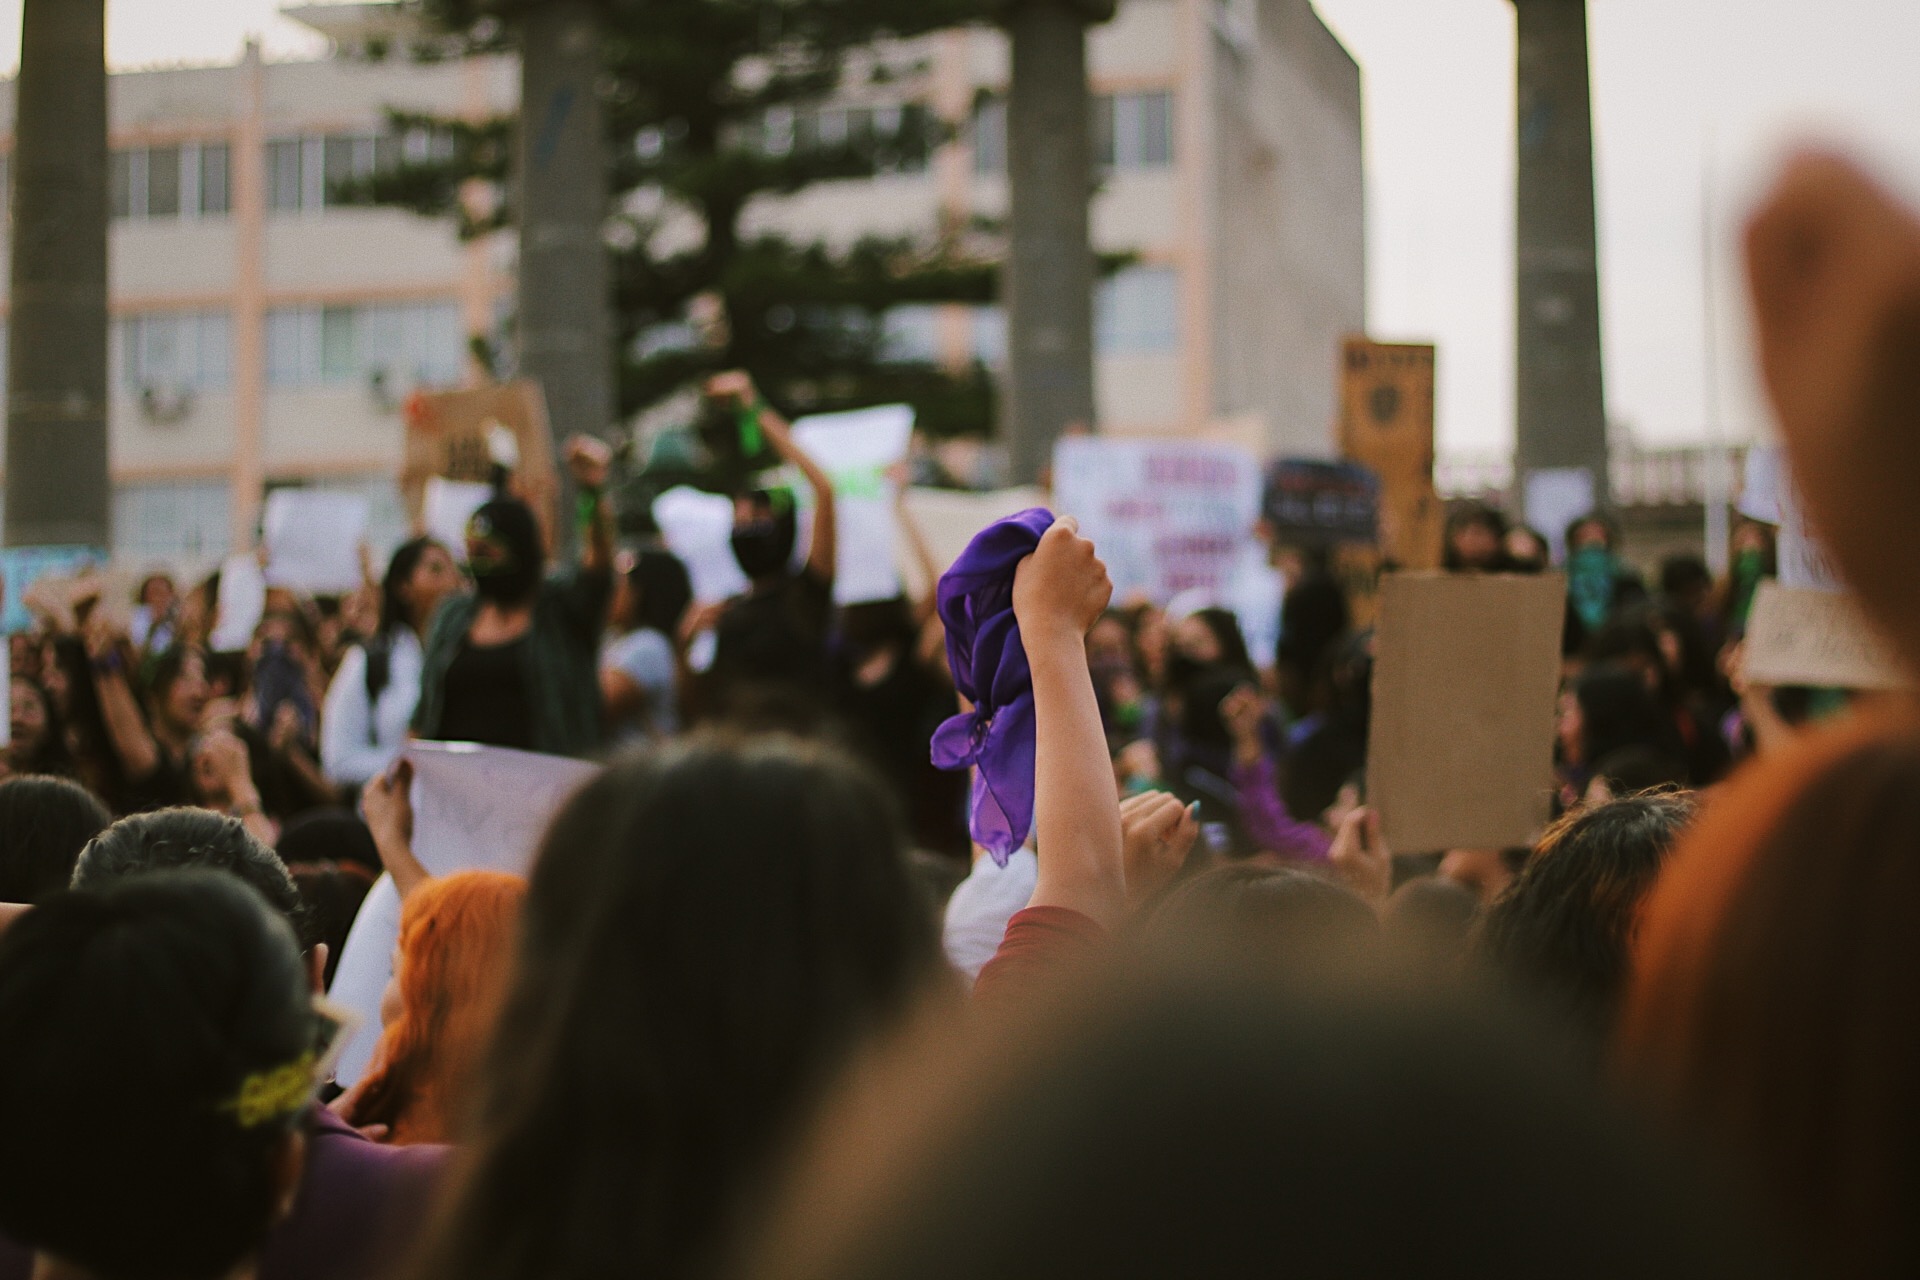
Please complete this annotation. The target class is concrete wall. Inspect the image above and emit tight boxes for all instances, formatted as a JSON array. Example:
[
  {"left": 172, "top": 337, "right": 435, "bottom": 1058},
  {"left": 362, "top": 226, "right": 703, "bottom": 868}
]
[{"left": 1207, "top": 0, "right": 1365, "bottom": 457}]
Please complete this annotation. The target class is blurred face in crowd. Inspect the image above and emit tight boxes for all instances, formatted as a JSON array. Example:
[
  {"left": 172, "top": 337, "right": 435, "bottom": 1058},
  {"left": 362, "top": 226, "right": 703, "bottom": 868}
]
[
  {"left": 1557, "top": 688, "right": 1585, "bottom": 764},
  {"left": 160, "top": 651, "right": 212, "bottom": 733},
  {"left": 1569, "top": 520, "right": 1613, "bottom": 554},
  {"left": 1086, "top": 616, "right": 1133, "bottom": 671},
  {"left": 140, "top": 575, "right": 177, "bottom": 614},
  {"left": 1507, "top": 528, "right": 1550, "bottom": 570},
  {"left": 1449, "top": 517, "right": 1503, "bottom": 569},
  {"left": 1173, "top": 615, "right": 1224, "bottom": 666},
  {"left": 403, "top": 544, "right": 460, "bottom": 631},
  {"left": 9, "top": 679, "right": 47, "bottom": 760}
]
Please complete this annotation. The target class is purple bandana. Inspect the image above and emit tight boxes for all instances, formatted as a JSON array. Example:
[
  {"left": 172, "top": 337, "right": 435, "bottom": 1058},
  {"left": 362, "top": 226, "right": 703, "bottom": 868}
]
[{"left": 930, "top": 507, "right": 1057, "bottom": 865}]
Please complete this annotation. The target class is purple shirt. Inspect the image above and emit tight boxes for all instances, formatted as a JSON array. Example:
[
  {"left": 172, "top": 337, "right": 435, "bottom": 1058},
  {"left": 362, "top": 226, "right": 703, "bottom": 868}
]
[
  {"left": 0, "top": 1108, "right": 447, "bottom": 1280},
  {"left": 1231, "top": 754, "right": 1333, "bottom": 862},
  {"left": 930, "top": 508, "right": 1055, "bottom": 865}
]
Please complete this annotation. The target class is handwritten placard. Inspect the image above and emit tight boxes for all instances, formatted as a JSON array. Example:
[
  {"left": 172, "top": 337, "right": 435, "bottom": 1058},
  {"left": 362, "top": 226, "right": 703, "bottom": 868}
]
[{"left": 1744, "top": 581, "right": 1910, "bottom": 691}]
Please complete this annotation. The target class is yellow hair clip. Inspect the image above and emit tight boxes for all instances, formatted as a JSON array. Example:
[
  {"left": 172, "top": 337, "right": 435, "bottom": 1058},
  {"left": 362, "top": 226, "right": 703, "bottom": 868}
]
[{"left": 224, "top": 1051, "right": 318, "bottom": 1129}]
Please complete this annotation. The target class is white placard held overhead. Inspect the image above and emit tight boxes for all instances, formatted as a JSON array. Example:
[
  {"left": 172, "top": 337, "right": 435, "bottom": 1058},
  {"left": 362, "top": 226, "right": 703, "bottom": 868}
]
[
  {"left": 790, "top": 404, "right": 915, "bottom": 605},
  {"left": 263, "top": 490, "right": 371, "bottom": 595},
  {"left": 328, "top": 742, "right": 601, "bottom": 1085},
  {"left": 422, "top": 476, "right": 494, "bottom": 564},
  {"left": 895, "top": 486, "right": 1051, "bottom": 600},
  {"left": 1051, "top": 437, "right": 1261, "bottom": 604},
  {"left": 208, "top": 554, "right": 267, "bottom": 652},
  {"left": 654, "top": 485, "right": 751, "bottom": 606}
]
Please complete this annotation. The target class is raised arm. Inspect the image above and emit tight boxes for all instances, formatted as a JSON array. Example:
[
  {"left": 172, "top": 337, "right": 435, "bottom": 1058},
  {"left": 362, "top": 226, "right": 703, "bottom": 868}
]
[
  {"left": 85, "top": 616, "right": 161, "bottom": 781},
  {"left": 707, "top": 371, "right": 836, "bottom": 584},
  {"left": 1013, "top": 517, "right": 1124, "bottom": 929},
  {"left": 563, "top": 434, "right": 615, "bottom": 576}
]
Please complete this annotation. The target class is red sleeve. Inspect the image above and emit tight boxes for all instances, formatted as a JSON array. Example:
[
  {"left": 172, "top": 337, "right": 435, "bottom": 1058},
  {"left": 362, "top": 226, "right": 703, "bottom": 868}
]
[{"left": 972, "top": 905, "right": 1107, "bottom": 1005}]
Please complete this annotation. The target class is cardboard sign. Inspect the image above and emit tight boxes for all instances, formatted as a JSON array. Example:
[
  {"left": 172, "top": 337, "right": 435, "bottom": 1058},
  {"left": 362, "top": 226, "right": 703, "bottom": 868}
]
[
  {"left": 402, "top": 381, "right": 559, "bottom": 550},
  {"left": 328, "top": 742, "right": 601, "bottom": 1085},
  {"left": 1051, "top": 437, "right": 1261, "bottom": 603},
  {"left": 1261, "top": 459, "right": 1379, "bottom": 546},
  {"left": 263, "top": 490, "right": 370, "bottom": 594},
  {"left": 790, "top": 404, "right": 915, "bottom": 605},
  {"left": 1338, "top": 338, "right": 1442, "bottom": 570},
  {"left": 1743, "top": 581, "right": 1909, "bottom": 690},
  {"left": 896, "top": 486, "right": 1050, "bottom": 600},
  {"left": 1367, "top": 572, "right": 1566, "bottom": 853}
]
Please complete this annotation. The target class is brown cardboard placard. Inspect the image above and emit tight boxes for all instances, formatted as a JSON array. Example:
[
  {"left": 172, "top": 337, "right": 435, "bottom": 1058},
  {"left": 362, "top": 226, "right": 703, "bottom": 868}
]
[
  {"left": 401, "top": 380, "right": 559, "bottom": 550},
  {"left": 1744, "top": 581, "right": 1911, "bottom": 691},
  {"left": 1338, "top": 338, "right": 1442, "bottom": 571},
  {"left": 1367, "top": 571, "right": 1566, "bottom": 853}
]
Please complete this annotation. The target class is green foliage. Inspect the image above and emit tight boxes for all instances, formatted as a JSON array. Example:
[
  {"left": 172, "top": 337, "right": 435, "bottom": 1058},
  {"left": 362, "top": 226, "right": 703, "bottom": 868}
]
[{"left": 351, "top": 0, "right": 1018, "bottom": 437}]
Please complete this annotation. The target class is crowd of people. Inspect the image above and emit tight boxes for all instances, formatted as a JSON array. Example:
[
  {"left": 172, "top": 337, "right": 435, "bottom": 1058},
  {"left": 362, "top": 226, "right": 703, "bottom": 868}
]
[{"left": 0, "top": 151, "right": 1919, "bottom": 1279}]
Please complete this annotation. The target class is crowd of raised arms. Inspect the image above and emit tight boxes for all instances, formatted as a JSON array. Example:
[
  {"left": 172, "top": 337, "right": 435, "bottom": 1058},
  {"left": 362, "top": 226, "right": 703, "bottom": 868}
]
[{"left": 0, "top": 151, "right": 1917, "bottom": 1280}]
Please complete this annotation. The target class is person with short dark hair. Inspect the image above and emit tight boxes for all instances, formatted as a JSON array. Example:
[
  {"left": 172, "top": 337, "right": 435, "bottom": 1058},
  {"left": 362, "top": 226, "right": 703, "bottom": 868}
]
[
  {"left": 1479, "top": 791, "right": 1696, "bottom": 1054},
  {"left": 0, "top": 776, "right": 110, "bottom": 905},
  {"left": 0, "top": 872, "right": 318, "bottom": 1280},
  {"left": 0, "top": 807, "right": 448, "bottom": 1280}
]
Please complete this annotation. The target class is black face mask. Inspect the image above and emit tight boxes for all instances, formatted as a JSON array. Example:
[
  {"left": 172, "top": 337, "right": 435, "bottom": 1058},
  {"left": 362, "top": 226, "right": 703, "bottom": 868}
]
[{"left": 731, "top": 521, "right": 793, "bottom": 580}]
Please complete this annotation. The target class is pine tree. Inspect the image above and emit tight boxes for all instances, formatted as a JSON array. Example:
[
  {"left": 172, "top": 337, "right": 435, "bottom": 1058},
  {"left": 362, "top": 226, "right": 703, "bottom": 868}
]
[{"left": 346, "top": 0, "right": 1008, "bottom": 451}]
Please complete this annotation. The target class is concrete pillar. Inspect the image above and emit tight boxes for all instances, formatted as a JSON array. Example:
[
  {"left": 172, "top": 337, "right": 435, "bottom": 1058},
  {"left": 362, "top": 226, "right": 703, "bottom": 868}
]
[
  {"left": 1001, "top": 0, "right": 1114, "bottom": 485},
  {"left": 516, "top": 0, "right": 611, "bottom": 543},
  {"left": 1513, "top": 0, "right": 1609, "bottom": 506},
  {"left": 6, "top": 0, "right": 110, "bottom": 551},
  {"left": 230, "top": 40, "right": 268, "bottom": 552}
]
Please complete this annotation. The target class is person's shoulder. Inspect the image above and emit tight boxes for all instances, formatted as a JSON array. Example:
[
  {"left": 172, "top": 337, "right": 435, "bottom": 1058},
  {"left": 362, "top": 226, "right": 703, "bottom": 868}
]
[{"left": 306, "top": 1108, "right": 450, "bottom": 1183}]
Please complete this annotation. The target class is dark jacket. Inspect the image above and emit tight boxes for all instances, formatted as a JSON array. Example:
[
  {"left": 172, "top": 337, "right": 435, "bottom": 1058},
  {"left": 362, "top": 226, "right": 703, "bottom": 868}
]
[{"left": 413, "top": 567, "right": 612, "bottom": 758}]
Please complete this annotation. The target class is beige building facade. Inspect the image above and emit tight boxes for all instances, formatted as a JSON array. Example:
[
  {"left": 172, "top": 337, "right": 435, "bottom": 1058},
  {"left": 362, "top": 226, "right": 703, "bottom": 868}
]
[{"left": 0, "top": 0, "right": 1361, "bottom": 568}]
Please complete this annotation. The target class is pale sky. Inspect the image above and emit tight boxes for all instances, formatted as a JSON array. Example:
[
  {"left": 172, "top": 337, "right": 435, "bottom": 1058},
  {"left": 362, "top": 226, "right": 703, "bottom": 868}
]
[{"left": 5, "top": 0, "right": 1920, "bottom": 458}]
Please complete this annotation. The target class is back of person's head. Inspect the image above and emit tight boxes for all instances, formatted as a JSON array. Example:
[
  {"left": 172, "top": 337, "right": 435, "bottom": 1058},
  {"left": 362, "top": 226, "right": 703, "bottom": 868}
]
[
  {"left": 74, "top": 808, "right": 312, "bottom": 949},
  {"left": 0, "top": 871, "right": 316, "bottom": 1280},
  {"left": 1660, "top": 554, "right": 1713, "bottom": 606},
  {"left": 627, "top": 546, "right": 694, "bottom": 638},
  {"left": 347, "top": 870, "right": 525, "bottom": 1145},
  {"left": 0, "top": 775, "right": 111, "bottom": 904},
  {"left": 408, "top": 736, "right": 945, "bottom": 1280},
  {"left": 1480, "top": 792, "right": 1695, "bottom": 1052},
  {"left": 1574, "top": 662, "right": 1678, "bottom": 769},
  {"left": 1621, "top": 719, "right": 1920, "bottom": 1278},
  {"left": 284, "top": 861, "right": 375, "bottom": 989},
  {"left": 1381, "top": 874, "right": 1481, "bottom": 968},
  {"left": 276, "top": 808, "right": 380, "bottom": 876},
  {"left": 744, "top": 952, "right": 1764, "bottom": 1280},
  {"left": 1145, "top": 864, "right": 1378, "bottom": 963},
  {"left": 1589, "top": 747, "right": 1689, "bottom": 800}
]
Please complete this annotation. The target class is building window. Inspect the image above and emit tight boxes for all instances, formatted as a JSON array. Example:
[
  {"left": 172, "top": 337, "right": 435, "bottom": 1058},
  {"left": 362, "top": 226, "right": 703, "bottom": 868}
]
[
  {"left": 267, "top": 130, "right": 415, "bottom": 214},
  {"left": 266, "top": 301, "right": 464, "bottom": 388},
  {"left": 972, "top": 90, "right": 1173, "bottom": 175},
  {"left": 972, "top": 95, "right": 1007, "bottom": 176},
  {"left": 109, "top": 142, "right": 231, "bottom": 220},
  {"left": 971, "top": 305, "right": 1007, "bottom": 366},
  {"left": 1094, "top": 91, "right": 1175, "bottom": 171},
  {"left": 1097, "top": 266, "right": 1180, "bottom": 354},
  {"left": 119, "top": 311, "right": 232, "bottom": 391},
  {"left": 879, "top": 305, "right": 941, "bottom": 364},
  {"left": 114, "top": 480, "right": 233, "bottom": 563}
]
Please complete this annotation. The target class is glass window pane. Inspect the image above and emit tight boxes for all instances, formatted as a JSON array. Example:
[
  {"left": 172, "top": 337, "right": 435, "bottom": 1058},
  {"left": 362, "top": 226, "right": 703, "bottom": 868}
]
[
  {"left": 119, "top": 317, "right": 142, "bottom": 388},
  {"left": 425, "top": 304, "right": 462, "bottom": 383},
  {"left": 319, "top": 306, "right": 358, "bottom": 382},
  {"left": 880, "top": 305, "right": 939, "bottom": 363},
  {"left": 1098, "top": 266, "right": 1180, "bottom": 354},
  {"left": 145, "top": 146, "right": 181, "bottom": 217},
  {"left": 197, "top": 312, "right": 231, "bottom": 389},
  {"left": 323, "top": 135, "right": 358, "bottom": 202},
  {"left": 1140, "top": 92, "right": 1173, "bottom": 167},
  {"left": 268, "top": 140, "right": 303, "bottom": 211},
  {"left": 198, "top": 142, "right": 230, "bottom": 215},
  {"left": 973, "top": 96, "right": 1006, "bottom": 175},
  {"left": 304, "top": 137, "right": 327, "bottom": 210},
  {"left": 1091, "top": 95, "right": 1115, "bottom": 169},
  {"left": 109, "top": 151, "right": 132, "bottom": 219},
  {"left": 373, "top": 133, "right": 400, "bottom": 174},
  {"left": 972, "top": 305, "right": 1007, "bottom": 366},
  {"left": 266, "top": 308, "right": 307, "bottom": 386}
]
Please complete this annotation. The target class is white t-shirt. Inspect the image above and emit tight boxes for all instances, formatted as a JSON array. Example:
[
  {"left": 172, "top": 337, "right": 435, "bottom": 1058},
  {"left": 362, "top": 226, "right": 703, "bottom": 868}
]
[
  {"left": 602, "top": 627, "right": 679, "bottom": 743},
  {"left": 941, "top": 848, "right": 1038, "bottom": 983}
]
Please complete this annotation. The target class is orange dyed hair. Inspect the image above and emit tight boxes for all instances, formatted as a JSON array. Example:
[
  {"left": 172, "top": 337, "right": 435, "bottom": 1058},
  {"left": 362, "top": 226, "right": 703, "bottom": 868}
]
[
  {"left": 347, "top": 870, "right": 525, "bottom": 1145},
  {"left": 1618, "top": 714, "right": 1920, "bottom": 1276}
]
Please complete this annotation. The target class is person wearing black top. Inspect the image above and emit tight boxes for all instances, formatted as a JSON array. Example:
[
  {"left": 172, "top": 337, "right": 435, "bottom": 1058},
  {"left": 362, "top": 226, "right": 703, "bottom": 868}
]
[{"left": 693, "top": 371, "right": 838, "bottom": 729}]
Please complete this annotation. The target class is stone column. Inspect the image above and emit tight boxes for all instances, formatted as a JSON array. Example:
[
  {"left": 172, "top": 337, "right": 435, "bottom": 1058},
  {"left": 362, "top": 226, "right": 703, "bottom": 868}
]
[
  {"left": 1513, "top": 0, "right": 1609, "bottom": 507},
  {"left": 1001, "top": 0, "right": 1115, "bottom": 485},
  {"left": 516, "top": 0, "right": 611, "bottom": 548},
  {"left": 7, "top": 0, "right": 110, "bottom": 551}
]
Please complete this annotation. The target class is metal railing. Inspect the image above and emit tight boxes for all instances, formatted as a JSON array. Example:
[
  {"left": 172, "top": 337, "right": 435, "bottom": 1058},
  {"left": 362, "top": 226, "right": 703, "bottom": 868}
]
[{"left": 1437, "top": 444, "right": 1752, "bottom": 509}]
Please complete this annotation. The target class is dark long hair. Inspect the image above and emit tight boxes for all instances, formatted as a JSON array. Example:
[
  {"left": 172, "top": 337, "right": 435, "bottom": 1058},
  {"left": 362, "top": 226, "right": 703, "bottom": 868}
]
[
  {"left": 0, "top": 871, "right": 314, "bottom": 1280},
  {"left": 405, "top": 736, "right": 945, "bottom": 1280},
  {"left": 626, "top": 546, "right": 694, "bottom": 639},
  {"left": 368, "top": 537, "right": 445, "bottom": 706},
  {"left": 0, "top": 776, "right": 111, "bottom": 904}
]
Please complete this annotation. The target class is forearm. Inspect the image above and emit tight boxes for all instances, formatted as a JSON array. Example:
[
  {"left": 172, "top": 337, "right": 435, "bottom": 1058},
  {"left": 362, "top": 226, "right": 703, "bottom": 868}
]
[
  {"left": 377, "top": 830, "right": 432, "bottom": 899},
  {"left": 1026, "top": 624, "right": 1126, "bottom": 928},
  {"left": 578, "top": 486, "right": 614, "bottom": 574},
  {"left": 93, "top": 670, "right": 159, "bottom": 779}
]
